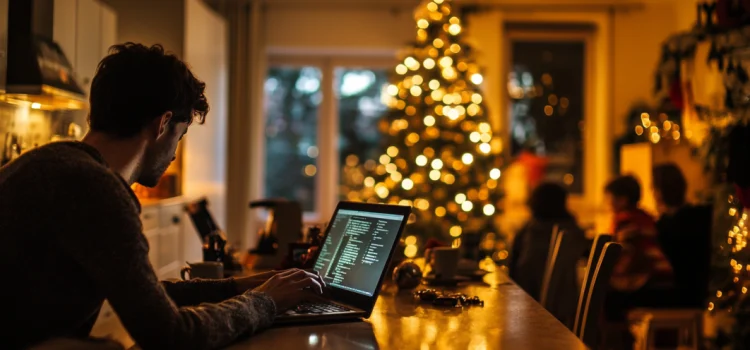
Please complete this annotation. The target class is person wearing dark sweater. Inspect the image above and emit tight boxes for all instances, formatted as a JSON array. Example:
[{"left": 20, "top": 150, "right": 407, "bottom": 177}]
[
  {"left": 652, "top": 163, "right": 712, "bottom": 308},
  {"left": 509, "top": 182, "right": 586, "bottom": 329},
  {"left": 0, "top": 43, "right": 324, "bottom": 350}
]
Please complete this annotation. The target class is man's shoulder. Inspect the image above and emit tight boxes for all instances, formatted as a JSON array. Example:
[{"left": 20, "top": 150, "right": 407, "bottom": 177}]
[{"left": 7, "top": 142, "right": 128, "bottom": 193}]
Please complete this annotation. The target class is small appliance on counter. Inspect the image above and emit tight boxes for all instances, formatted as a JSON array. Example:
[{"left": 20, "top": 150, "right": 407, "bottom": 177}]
[
  {"left": 247, "top": 199, "right": 303, "bottom": 269},
  {"left": 184, "top": 197, "right": 243, "bottom": 277}
]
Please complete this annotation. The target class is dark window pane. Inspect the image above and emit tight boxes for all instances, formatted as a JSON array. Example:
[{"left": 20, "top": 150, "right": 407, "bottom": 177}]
[
  {"left": 510, "top": 41, "right": 585, "bottom": 193},
  {"left": 335, "top": 68, "right": 389, "bottom": 198},
  {"left": 264, "top": 67, "right": 321, "bottom": 211}
]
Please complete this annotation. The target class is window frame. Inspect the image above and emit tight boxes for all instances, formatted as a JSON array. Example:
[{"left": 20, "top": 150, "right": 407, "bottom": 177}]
[{"left": 261, "top": 55, "right": 396, "bottom": 223}]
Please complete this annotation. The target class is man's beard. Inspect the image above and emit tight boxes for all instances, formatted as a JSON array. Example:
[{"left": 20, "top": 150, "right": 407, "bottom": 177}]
[{"left": 137, "top": 154, "right": 172, "bottom": 187}]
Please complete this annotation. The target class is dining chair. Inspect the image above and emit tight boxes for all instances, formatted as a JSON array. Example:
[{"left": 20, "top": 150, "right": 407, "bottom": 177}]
[
  {"left": 578, "top": 242, "right": 623, "bottom": 349},
  {"left": 539, "top": 225, "right": 561, "bottom": 307},
  {"left": 573, "top": 234, "right": 613, "bottom": 336}
]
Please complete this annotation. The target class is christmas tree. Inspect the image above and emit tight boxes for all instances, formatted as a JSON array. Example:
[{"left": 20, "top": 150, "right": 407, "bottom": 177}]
[{"left": 341, "top": 0, "right": 505, "bottom": 263}]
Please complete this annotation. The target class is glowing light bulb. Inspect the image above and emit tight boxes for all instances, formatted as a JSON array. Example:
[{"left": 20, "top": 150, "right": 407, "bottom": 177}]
[
  {"left": 472, "top": 93, "right": 482, "bottom": 104},
  {"left": 449, "top": 44, "right": 461, "bottom": 53},
  {"left": 364, "top": 177, "right": 375, "bottom": 187},
  {"left": 386, "top": 84, "right": 399, "bottom": 96},
  {"left": 461, "top": 201, "right": 473, "bottom": 212},
  {"left": 423, "top": 58, "right": 436, "bottom": 69},
  {"left": 416, "top": 155, "right": 428, "bottom": 166},
  {"left": 478, "top": 123, "right": 491, "bottom": 133},
  {"left": 448, "top": 23, "right": 461, "bottom": 35},
  {"left": 405, "top": 235, "right": 417, "bottom": 245},
  {"left": 450, "top": 226, "right": 462, "bottom": 237},
  {"left": 435, "top": 206, "right": 446, "bottom": 217},
  {"left": 402, "top": 178, "right": 414, "bottom": 190},
  {"left": 379, "top": 154, "right": 391, "bottom": 165},
  {"left": 469, "top": 132, "right": 481, "bottom": 143},
  {"left": 424, "top": 115, "right": 436, "bottom": 126},
  {"left": 439, "top": 56, "right": 453, "bottom": 68},
  {"left": 490, "top": 168, "right": 501, "bottom": 179},
  {"left": 387, "top": 146, "right": 399, "bottom": 157},
  {"left": 479, "top": 143, "right": 491, "bottom": 154},
  {"left": 483, "top": 204, "right": 496, "bottom": 216},
  {"left": 429, "top": 79, "right": 440, "bottom": 90},
  {"left": 412, "top": 75, "right": 424, "bottom": 85},
  {"left": 404, "top": 57, "right": 419, "bottom": 70},
  {"left": 651, "top": 133, "right": 661, "bottom": 144},
  {"left": 410, "top": 85, "right": 422, "bottom": 96},
  {"left": 431, "top": 159, "right": 444, "bottom": 170},
  {"left": 461, "top": 153, "right": 474, "bottom": 164},
  {"left": 396, "top": 64, "right": 408, "bottom": 75},
  {"left": 433, "top": 38, "right": 444, "bottom": 48},
  {"left": 455, "top": 193, "right": 466, "bottom": 204},
  {"left": 429, "top": 170, "right": 441, "bottom": 181},
  {"left": 471, "top": 73, "right": 484, "bottom": 84},
  {"left": 417, "top": 19, "right": 429, "bottom": 29},
  {"left": 404, "top": 245, "right": 418, "bottom": 257}
]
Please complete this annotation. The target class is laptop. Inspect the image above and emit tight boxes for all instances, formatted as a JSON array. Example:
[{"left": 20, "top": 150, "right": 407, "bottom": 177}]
[{"left": 274, "top": 201, "right": 412, "bottom": 324}]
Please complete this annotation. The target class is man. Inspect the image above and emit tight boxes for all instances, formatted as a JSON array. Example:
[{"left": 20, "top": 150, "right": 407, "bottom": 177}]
[{"left": 0, "top": 43, "right": 323, "bottom": 349}]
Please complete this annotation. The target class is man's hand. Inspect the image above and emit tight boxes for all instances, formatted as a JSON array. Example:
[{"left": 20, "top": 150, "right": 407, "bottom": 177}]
[
  {"left": 252, "top": 269, "right": 325, "bottom": 310},
  {"left": 235, "top": 269, "right": 325, "bottom": 294}
]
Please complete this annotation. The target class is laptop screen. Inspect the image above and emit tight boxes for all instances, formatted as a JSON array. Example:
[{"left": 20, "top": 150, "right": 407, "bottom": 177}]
[{"left": 313, "top": 209, "right": 406, "bottom": 296}]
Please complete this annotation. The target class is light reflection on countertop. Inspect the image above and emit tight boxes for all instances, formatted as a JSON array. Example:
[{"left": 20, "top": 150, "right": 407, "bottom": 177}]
[{"left": 226, "top": 273, "right": 587, "bottom": 350}]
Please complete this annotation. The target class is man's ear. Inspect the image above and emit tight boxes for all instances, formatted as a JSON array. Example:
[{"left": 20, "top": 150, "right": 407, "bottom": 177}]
[{"left": 155, "top": 111, "right": 173, "bottom": 138}]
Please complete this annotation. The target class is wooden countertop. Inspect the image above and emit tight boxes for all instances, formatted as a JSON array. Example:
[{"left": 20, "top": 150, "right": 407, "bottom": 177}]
[{"left": 226, "top": 273, "right": 587, "bottom": 350}]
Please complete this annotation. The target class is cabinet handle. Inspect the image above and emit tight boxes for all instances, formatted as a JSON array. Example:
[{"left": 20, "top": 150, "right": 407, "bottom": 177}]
[{"left": 172, "top": 216, "right": 180, "bottom": 225}]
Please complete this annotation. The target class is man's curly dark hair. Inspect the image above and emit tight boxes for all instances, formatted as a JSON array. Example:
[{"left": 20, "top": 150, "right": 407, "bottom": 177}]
[{"left": 88, "top": 42, "right": 209, "bottom": 138}]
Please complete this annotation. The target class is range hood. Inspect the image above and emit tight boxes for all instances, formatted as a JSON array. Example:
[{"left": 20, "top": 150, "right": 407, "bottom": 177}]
[{"left": 4, "top": 0, "right": 86, "bottom": 110}]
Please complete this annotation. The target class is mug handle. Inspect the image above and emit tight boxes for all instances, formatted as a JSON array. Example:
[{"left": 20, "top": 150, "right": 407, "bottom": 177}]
[{"left": 180, "top": 266, "right": 191, "bottom": 280}]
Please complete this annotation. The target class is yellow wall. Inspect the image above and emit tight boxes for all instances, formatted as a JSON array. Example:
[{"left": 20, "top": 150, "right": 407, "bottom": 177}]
[{"left": 611, "top": 0, "right": 699, "bottom": 138}]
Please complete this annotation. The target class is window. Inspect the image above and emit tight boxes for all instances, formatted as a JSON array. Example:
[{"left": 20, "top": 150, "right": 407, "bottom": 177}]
[
  {"left": 263, "top": 58, "right": 392, "bottom": 216},
  {"left": 263, "top": 67, "right": 322, "bottom": 211},
  {"left": 336, "top": 68, "right": 389, "bottom": 168},
  {"left": 509, "top": 40, "right": 585, "bottom": 193}
]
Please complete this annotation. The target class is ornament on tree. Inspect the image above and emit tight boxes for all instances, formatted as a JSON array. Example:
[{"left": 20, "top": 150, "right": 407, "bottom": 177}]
[
  {"left": 392, "top": 261, "right": 423, "bottom": 290},
  {"left": 341, "top": 0, "right": 506, "bottom": 264}
]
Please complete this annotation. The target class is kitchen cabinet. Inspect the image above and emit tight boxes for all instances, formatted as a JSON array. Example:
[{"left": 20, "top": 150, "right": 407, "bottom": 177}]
[
  {"left": 139, "top": 198, "right": 191, "bottom": 280},
  {"left": 53, "top": 0, "right": 118, "bottom": 97}
]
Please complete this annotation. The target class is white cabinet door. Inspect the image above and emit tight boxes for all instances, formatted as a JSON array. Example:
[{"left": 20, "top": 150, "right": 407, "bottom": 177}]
[
  {"left": 144, "top": 227, "right": 160, "bottom": 269},
  {"left": 53, "top": 0, "right": 77, "bottom": 69},
  {"left": 100, "top": 3, "right": 117, "bottom": 58},
  {"left": 75, "top": 0, "right": 102, "bottom": 96}
]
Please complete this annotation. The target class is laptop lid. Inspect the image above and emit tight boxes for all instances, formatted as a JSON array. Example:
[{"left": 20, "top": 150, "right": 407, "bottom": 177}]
[{"left": 313, "top": 201, "right": 411, "bottom": 317}]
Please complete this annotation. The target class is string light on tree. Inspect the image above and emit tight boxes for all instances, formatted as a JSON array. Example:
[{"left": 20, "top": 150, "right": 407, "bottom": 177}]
[{"left": 339, "top": 0, "right": 506, "bottom": 264}]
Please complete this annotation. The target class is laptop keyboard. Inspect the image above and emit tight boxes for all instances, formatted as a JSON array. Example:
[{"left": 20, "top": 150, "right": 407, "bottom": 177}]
[{"left": 289, "top": 300, "right": 352, "bottom": 314}]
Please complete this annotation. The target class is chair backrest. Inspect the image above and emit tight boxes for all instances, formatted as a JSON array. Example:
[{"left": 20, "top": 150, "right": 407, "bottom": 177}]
[
  {"left": 573, "top": 234, "right": 613, "bottom": 335},
  {"left": 540, "top": 225, "right": 562, "bottom": 307},
  {"left": 579, "top": 242, "right": 623, "bottom": 348}
]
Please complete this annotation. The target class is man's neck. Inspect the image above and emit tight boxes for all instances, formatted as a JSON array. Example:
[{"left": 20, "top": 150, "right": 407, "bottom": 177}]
[{"left": 81, "top": 131, "right": 147, "bottom": 185}]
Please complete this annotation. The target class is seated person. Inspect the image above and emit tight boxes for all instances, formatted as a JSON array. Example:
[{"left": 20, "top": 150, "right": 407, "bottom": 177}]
[
  {"left": 652, "top": 163, "right": 712, "bottom": 308},
  {"left": 603, "top": 175, "right": 674, "bottom": 322},
  {"left": 509, "top": 182, "right": 585, "bottom": 328},
  {"left": 0, "top": 43, "right": 324, "bottom": 349}
]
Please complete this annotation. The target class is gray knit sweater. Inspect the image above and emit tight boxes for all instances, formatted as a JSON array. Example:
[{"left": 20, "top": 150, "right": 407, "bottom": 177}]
[{"left": 0, "top": 142, "right": 276, "bottom": 349}]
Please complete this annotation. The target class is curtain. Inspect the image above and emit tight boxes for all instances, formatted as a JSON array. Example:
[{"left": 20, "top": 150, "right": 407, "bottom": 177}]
[{"left": 208, "top": 0, "right": 264, "bottom": 249}]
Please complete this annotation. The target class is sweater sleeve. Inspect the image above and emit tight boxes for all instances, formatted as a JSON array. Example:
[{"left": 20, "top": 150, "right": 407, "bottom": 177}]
[
  {"left": 52, "top": 168, "right": 276, "bottom": 350},
  {"left": 161, "top": 278, "right": 240, "bottom": 306}
]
